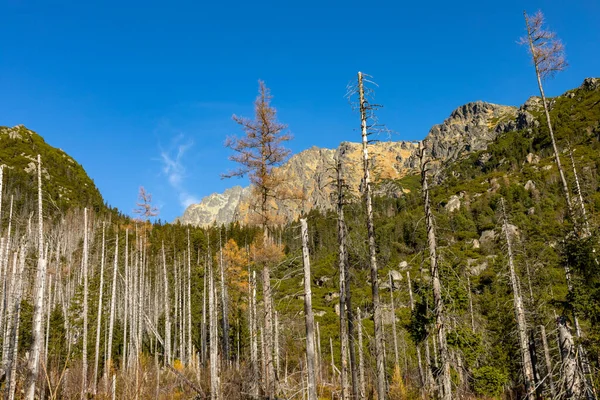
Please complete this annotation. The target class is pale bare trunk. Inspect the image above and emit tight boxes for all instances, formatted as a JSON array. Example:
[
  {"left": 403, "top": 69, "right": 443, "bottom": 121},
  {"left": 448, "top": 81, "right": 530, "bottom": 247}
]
[
  {"left": 106, "top": 234, "right": 119, "bottom": 384},
  {"left": 336, "top": 154, "right": 353, "bottom": 400},
  {"left": 557, "top": 316, "right": 584, "bottom": 398},
  {"left": 540, "top": 324, "right": 556, "bottom": 398},
  {"left": 389, "top": 272, "right": 399, "bottom": 369},
  {"left": 501, "top": 198, "right": 535, "bottom": 399},
  {"left": 162, "top": 242, "right": 172, "bottom": 365},
  {"left": 25, "top": 154, "right": 47, "bottom": 400},
  {"left": 208, "top": 251, "right": 221, "bottom": 400},
  {"left": 407, "top": 271, "right": 426, "bottom": 393},
  {"left": 81, "top": 208, "right": 89, "bottom": 398},
  {"left": 262, "top": 227, "right": 276, "bottom": 398},
  {"left": 122, "top": 230, "right": 129, "bottom": 371},
  {"left": 274, "top": 310, "right": 280, "bottom": 380},
  {"left": 92, "top": 223, "right": 106, "bottom": 394},
  {"left": 250, "top": 270, "right": 259, "bottom": 398},
  {"left": 219, "top": 232, "right": 230, "bottom": 366},
  {"left": 300, "top": 219, "right": 318, "bottom": 400},
  {"left": 358, "top": 71, "right": 386, "bottom": 400},
  {"left": 357, "top": 308, "right": 366, "bottom": 400},
  {"left": 187, "top": 230, "right": 193, "bottom": 365},
  {"left": 6, "top": 246, "right": 25, "bottom": 398},
  {"left": 202, "top": 262, "right": 207, "bottom": 367},
  {"left": 420, "top": 143, "right": 452, "bottom": 400}
]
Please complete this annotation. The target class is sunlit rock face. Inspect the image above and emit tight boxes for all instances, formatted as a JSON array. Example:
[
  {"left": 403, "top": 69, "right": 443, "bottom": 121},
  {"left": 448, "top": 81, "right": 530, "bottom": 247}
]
[{"left": 178, "top": 100, "right": 518, "bottom": 227}]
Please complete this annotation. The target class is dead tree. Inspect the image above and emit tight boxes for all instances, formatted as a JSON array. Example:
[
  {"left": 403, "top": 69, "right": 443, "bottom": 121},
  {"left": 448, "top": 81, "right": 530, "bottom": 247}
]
[
  {"left": 355, "top": 71, "right": 386, "bottom": 400},
  {"left": 25, "top": 154, "right": 48, "bottom": 400},
  {"left": 521, "top": 10, "right": 572, "bottom": 218},
  {"left": 419, "top": 142, "right": 452, "bottom": 400},
  {"left": 208, "top": 247, "right": 221, "bottom": 400},
  {"left": 92, "top": 223, "right": 106, "bottom": 394},
  {"left": 106, "top": 234, "right": 119, "bottom": 384},
  {"left": 162, "top": 242, "right": 172, "bottom": 365},
  {"left": 300, "top": 219, "right": 318, "bottom": 400},
  {"left": 224, "top": 81, "right": 292, "bottom": 398},
  {"left": 335, "top": 152, "right": 354, "bottom": 400},
  {"left": 500, "top": 198, "right": 535, "bottom": 400}
]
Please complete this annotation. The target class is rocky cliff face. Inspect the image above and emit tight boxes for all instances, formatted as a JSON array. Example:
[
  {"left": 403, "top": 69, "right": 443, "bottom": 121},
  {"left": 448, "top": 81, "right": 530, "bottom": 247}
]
[{"left": 177, "top": 100, "right": 520, "bottom": 227}]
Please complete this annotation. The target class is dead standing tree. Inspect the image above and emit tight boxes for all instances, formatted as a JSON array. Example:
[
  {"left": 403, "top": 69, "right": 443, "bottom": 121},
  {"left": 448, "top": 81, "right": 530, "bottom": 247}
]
[
  {"left": 347, "top": 71, "right": 387, "bottom": 400},
  {"left": 418, "top": 142, "right": 452, "bottom": 400},
  {"left": 224, "top": 80, "right": 292, "bottom": 399},
  {"left": 500, "top": 198, "right": 536, "bottom": 400},
  {"left": 522, "top": 12, "right": 597, "bottom": 398}
]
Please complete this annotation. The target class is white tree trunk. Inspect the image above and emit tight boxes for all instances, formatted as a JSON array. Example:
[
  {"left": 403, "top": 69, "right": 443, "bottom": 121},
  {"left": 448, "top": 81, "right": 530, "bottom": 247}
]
[
  {"left": 208, "top": 250, "right": 221, "bottom": 400},
  {"left": 420, "top": 143, "right": 452, "bottom": 400},
  {"left": 162, "top": 242, "right": 172, "bottom": 365},
  {"left": 106, "top": 234, "right": 119, "bottom": 386},
  {"left": 92, "top": 223, "right": 106, "bottom": 394},
  {"left": 501, "top": 198, "right": 535, "bottom": 400},
  {"left": 357, "top": 71, "right": 386, "bottom": 400},
  {"left": 25, "top": 154, "right": 47, "bottom": 400},
  {"left": 300, "top": 219, "right": 317, "bottom": 400},
  {"left": 557, "top": 316, "right": 584, "bottom": 398},
  {"left": 187, "top": 230, "right": 193, "bottom": 365},
  {"left": 357, "top": 308, "right": 366, "bottom": 400}
]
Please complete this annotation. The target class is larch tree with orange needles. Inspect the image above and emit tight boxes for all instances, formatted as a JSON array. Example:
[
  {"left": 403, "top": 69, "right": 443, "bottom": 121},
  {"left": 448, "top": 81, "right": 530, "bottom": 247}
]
[{"left": 223, "top": 81, "right": 292, "bottom": 398}]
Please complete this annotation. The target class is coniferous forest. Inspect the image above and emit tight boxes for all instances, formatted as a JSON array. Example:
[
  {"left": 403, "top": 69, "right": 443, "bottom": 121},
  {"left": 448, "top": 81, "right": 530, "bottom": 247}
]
[{"left": 1, "top": 10, "right": 600, "bottom": 400}]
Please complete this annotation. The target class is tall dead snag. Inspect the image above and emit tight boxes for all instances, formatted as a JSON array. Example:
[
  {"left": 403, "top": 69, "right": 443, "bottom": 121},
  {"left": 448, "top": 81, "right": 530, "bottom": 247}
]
[
  {"left": 82, "top": 208, "right": 90, "bottom": 397},
  {"left": 224, "top": 81, "right": 292, "bottom": 398},
  {"left": 419, "top": 142, "right": 452, "bottom": 400},
  {"left": 300, "top": 219, "right": 318, "bottom": 400},
  {"left": 521, "top": 10, "right": 572, "bottom": 218},
  {"left": 92, "top": 223, "right": 106, "bottom": 395},
  {"left": 539, "top": 324, "right": 556, "bottom": 398},
  {"left": 25, "top": 154, "right": 47, "bottom": 400},
  {"left": 249, "top": 270, "right": 259, "bottom": 398},
  {"left": 522, "top": 13, "right": 597, "bottom": 397},
  {"left": 335, "top": 152, "right": 355, "bottom": 400},
  {"left": 208, "top": 247, "right": 221, "bottom": 400},
  {"left": 557, "top": 316, "right": 584, "bottom": 398},
  {"left": 106, "top": 234, "right": 119, "bottom": 384},
  {"left": 355, "top": 71, "right": 386, "bottom": 400},
  {"left": 162, "top": 242, "right": 172, "bottom": 365},
  {"left": 500, "top": 198, "right": 535, "bottom": 400},
  {"left": 218, "top": 231, "right": 230, "bottom": 365}
]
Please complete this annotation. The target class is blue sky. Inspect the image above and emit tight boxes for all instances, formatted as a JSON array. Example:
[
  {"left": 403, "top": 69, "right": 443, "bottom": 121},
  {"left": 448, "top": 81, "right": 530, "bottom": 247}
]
[{"left": 1, "top": 0, "right": 598, "bottom": 222}]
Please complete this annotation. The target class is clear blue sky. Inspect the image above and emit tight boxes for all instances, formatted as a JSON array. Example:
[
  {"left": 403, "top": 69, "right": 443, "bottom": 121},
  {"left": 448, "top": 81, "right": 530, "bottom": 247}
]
[{"left": 1, "top": 0, "right": 598, "bottom": 222}]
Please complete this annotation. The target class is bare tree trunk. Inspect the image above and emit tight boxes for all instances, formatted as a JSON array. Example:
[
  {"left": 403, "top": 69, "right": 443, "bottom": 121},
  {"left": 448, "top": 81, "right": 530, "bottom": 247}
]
[
  {"left": 202, "top": 261, "right": 207, "bottom": 367},
  {"left": 25, "top": 154, "right": 47, "bottom": 400},
  {"left": 357, "top": 308, "right": 366, "bottom": 400},
  {"left": 7, "top": 246, "right": 25, "bottom": 399},
  {"left": 122, "top": 230, "right": 129, "bottom": 371},
  {"left": 219, "top": 231, "right": 230, "bottom": 366},
  {"left": 274, "top": 310, "right": 280, "bottom": 380},
  {"left": 407, "top": 271, "right": 426, "bottom": 394},
  {"left": 569, "top": 149, "right": 591, "bottom": 235},
  {"left": 81, "top": 208, "right": 90, "bottom": 398},
  {"left": 540, "top": 324, "right": 556, "bottom": 398},
  {"left": 501, "top": 198, "right": 535, "bottom": 400},
  {"left": 187, "top": 230, "right": 193, "bottom": 365},
  {"left": 557, "top": 316, "right": 584, "bottom": 398},
  {"left": 357, "top": 71, "right": 386, "bottom": 400},
  {"left": 262, "top": 227, "right": 276, "bottom": 398},
  {"left": 419, "top": 143, "right": 452, "bottom": 400},
  {"left": 389, "top": 272, "right": 400, "bottom": 369},
  {"left": 162, "top": 242, "right": 172, "bottom": 365},
  {"left": 93, "top": 223, "right": 106, "bottom": 395},
  {"left": 209, "top": 250, "right": 221, "bottom": 400},
  {"left": 300, "top": 219, "right": 318, "bottom": 400},
  {"left": 106, "top": 234, "right": 119, "bottom": 386},
  {"left": 250, "top": 270, "right": 259, "bottom": 398},
  {"left": 335, "top": 153, "right": 355, "bottom": 400}
]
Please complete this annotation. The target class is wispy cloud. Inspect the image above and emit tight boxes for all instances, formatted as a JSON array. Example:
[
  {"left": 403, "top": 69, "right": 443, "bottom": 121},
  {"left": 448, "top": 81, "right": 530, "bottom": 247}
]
[{"left": 159, "top": 134, "right": 199, "bottom": 210}]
